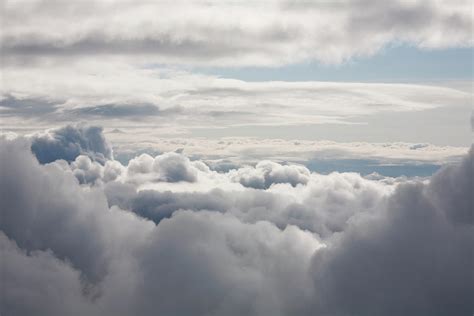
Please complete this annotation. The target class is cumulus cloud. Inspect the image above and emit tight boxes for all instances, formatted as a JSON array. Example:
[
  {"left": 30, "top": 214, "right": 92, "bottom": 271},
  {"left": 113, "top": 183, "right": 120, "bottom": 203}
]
[
  {"left": 1, "top": 127, "right": 472, "bottom": 315},
  {"left": 66, "top": 155, "right": 124, "bottom": 185},
  {"left": 2, "top": 0, "right": 472, "bottom": 66},
  {"left": 230, "top": 161, "right": 310, "bottom": 189},
  {"left": 30, "top": 125, "right": 113, "bottom": 164},
  {"left": 110, "top": 135, "right": 468, "bottom": 178},
  {"left": 0, "top": 232, "right": 94, "bottom": 315},
  {"left": 153, "top": 152, "right": 199, "bottom": 182},
  {"left": 310, "top": 148, "right": 474, "bottom": 315},
  {"left": 125, "top": 152, "right": 200, "bottom": 184}
]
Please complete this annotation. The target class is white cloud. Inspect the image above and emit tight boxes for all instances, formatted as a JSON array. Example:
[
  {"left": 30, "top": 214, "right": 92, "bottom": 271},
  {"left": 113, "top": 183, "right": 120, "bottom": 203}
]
[
  {"left": 1, "top": 61, "right": 471, "bottom": 137},
  {"left": 2, "top": 0, "right": 472, "bottom": 66},
  {"left": 111, "top": 134, "right": 468, "bottom": 166},
  {"left": 1, "top": 1, "right": 472, "bottom": 149},
  {"left": 230, "top": 160, "right": 310, "bottom": 189},
  {"left": 1, "top": 125, "right": 472, "bottom": 315}
]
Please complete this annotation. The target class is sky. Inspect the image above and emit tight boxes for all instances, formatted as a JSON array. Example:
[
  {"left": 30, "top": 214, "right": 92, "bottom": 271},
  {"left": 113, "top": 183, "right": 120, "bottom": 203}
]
[
  {"left": 201, "top": 45, "right": 474, "bottom": 82},
  {"left": 0, "top": 1, "right": 473, "bottom": 315}
]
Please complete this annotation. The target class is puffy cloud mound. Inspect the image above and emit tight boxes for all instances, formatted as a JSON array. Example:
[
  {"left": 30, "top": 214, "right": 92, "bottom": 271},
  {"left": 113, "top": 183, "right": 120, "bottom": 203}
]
[
  {"left": 30, "top": 125, "right": 113, "bottom": 164},
  {"left": 153, "top": 152, "right": 198, "bottom": 182},
  {"left": 310, "top": 149, "right": 474, "bottom": 315},
  {"left": 67, "top": 155, "right": 124, "bottom": 185},
  {"left": 125, "top": 152, "right": 199, "bottom": 183},
  {"left": 0, "top": 128, "right": 472, "bottom": 315},
  {"left": 231, "top": 161, "right": 310, "bottom": 189}
]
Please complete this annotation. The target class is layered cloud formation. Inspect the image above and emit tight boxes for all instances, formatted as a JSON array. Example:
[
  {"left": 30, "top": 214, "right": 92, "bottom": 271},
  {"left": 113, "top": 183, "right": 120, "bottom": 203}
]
[
  {"left": 2, "top": 62, "right": 472, "bottom": 147},
  {"left": 2, "top": 63, "right": 471, "bottom": 125},
  {"left": 1, "top": 125, "right": 472, "bottom": 315},
  {"left": 1, "top": 0, "right": 472, "bottom": 150},
  {"left": 2, "top": 0, "right": 472, "bottom": 66}
]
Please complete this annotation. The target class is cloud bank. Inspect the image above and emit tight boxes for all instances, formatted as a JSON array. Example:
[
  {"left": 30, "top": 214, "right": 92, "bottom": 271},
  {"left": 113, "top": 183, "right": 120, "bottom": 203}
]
[
  {"left": 1, "top": 125, "right": 472, "bottom": 315},
  {"left": 2, "top": 0, "right": 472, "bottom": 66},
  {"left": 2, "top": 62, "right": 471, "bottom": 143}
]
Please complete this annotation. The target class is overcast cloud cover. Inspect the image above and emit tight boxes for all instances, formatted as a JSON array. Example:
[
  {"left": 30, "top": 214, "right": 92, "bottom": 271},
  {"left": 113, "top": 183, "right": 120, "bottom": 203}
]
[
  {"left": 1, "top": 0, "right": 473, "bottom": 146},
  {"left": 2, "top": 0, "right": 472, "bottom": 66},
  {"left": 1, "top": 0, "right": 473, "bottom": 315},
  {"left": 0, "top": 125, "right": 473, "bottom": 315}
]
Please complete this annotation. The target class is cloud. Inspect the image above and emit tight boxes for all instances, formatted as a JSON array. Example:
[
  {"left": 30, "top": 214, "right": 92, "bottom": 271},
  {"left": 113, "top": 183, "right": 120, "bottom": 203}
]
[
  {"left": 0, "top": 133, "right": 321, "bottom": 314},
  {"left": 1, "top": 136, "right": 114, "bottom": 283},
  {"left": 110, "top": 135, "right": 468, "bottom": 177},
  {"left": 0, "top": 127, "right": 472, "bottom": 315},
  {"left": 471, "top": 111, "right": 474, "bottom": 131},
  {"left": 30, "top": 124, "right": 113, "bottom": 164},
  {"left": 0, "top": 95, "right": 59, "bottom": 117},
  {"left": 0, "top": 232, "right": 94, "bottom": 315},
  {"left": 67, "top": 155, "right": 124, "bottom": 185},
  {"left": 125, "top": 152, "right": 200, "bottom": 183},
  {"left": 67, "top": 103, "right": 182, "bottom": 118},
  {"left": 230, "top": 160, "right": 310, "bottom": 189},
  {"left": 310, "top": 147, "right": 474, "bottom": 315},
  {"left": 2, "top": 62, "right": 471, "bottom": 144},
  {"left": 153, "top": 152, "right": 199, "bottom": 183},
  {"left": 132, "top": 210, "right": 322, "bottom": 315},
  {"left": 2, "top": 0, "right": 472, "bottom": 66}
]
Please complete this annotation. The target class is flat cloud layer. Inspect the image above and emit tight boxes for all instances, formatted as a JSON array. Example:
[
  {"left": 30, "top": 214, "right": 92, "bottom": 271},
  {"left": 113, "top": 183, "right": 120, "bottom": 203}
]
[
  {"left": 1, "top": 125, "right": 472, "bottom": 315},
  {"left": 1, "top": 0, "right": 472, "bottom": 149},
  {"left": 2, "top": 0, "right": 472, "bottom": 66},
  {"left": 1, "top": 61, "right": 471, "bottom": 145}
]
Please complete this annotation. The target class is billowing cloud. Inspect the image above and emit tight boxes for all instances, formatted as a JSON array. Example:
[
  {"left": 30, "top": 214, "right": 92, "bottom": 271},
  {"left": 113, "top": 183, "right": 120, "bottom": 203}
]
[
  {"left": 1, "top": 126, "right": 472, "bottom": 315},
  {"left": 310, "top": 147, "right": 474, "bottom": 315},
  {"left": 110, "top": 134, "right": 468, "bottom": 177},
  {"left": 2, "top": 0, "right": 472, "bottom": 66},
  {"left": 124, "top": 152, "right": 201, "bottom": 184},
  {"left": 230, "top": 160, "right": 310, "bottom": 189},
  {"left": 30, "top": 125, "right": 113, "bottom": 164}
]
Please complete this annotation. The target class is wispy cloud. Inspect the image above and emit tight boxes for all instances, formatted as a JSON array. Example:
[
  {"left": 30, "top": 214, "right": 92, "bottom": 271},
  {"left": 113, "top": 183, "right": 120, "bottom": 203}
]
[{"left": 2, "top": 62, "right": 470, "bottom": 134}]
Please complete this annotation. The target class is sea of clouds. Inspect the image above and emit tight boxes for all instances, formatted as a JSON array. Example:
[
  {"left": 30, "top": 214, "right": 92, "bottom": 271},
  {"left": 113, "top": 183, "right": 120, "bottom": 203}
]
[{"left": 1, "top": 125, "right": 472, "bottom": 315}]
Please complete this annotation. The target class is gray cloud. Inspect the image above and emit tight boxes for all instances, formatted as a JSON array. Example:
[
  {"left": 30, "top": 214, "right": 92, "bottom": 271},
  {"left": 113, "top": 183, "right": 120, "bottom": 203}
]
[
  {"left": 0, "top": 137, "right": 112, "bottom": 283},
  {"left": 69, "top": 104, "right": 159, "bottom": 117},
  {"left": 0, "top": 127, "right": 472, "bottom": 315},
  {"left": 125, "top": 152, "right": 199, "bottom": 183},
  {"left": 231, "top": 161, "right": 310, "bottom": 189},
  {"left": 0, "top": 232, "right": 94, "bottom": 315},
  {"left": 2, "top": 65, "right": 471, "bottom": 144},
  {"left": 103, "top": 184, "right": 381, "bottom": 240},
  {"left": 0, "top": 95, "right": 59, "bottom": 117},
  {"left": 152, "top": 152, "right": 198, "bottom": 182},
  {"left": 1, "top": 0, "right": 471, "bottom": 67},
  {"left": 30, "top": 124, "right": 113, "bottom": 164},
  {"left": 310, "top": 149, "right": 474, "bottom": 315},
  {"left": 470, "top": 111, "right": 474, "bottom": 131}
]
